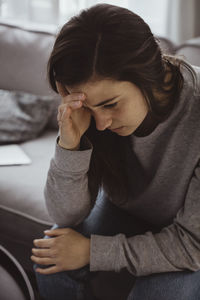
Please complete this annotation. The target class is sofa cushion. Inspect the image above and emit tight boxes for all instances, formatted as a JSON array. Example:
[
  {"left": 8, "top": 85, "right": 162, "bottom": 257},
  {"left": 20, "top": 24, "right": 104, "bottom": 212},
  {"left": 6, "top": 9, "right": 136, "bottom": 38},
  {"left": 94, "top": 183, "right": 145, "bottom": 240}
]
[
  {"left": 0, "top": 130, "right": 56, "bottom": 270},
  {"left": 0, "top": 130, "right": 57, "bottom": 223},
  {"left": 0, "top": 89, "right": 56, "bottom": 143}
]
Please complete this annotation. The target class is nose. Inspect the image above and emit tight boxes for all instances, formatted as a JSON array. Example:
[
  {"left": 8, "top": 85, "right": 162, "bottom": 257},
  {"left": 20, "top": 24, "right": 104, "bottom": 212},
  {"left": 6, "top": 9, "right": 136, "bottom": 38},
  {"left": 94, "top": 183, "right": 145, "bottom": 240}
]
[{"left": 93, "top": 112, "right": 112, "bottom": 131}]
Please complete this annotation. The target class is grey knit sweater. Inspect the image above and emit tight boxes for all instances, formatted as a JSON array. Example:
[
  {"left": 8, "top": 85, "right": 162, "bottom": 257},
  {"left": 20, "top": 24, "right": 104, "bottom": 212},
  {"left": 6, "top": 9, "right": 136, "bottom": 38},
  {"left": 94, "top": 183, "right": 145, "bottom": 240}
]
[{"left": 44, "top": 63, "right": 200, "bottom": 276}]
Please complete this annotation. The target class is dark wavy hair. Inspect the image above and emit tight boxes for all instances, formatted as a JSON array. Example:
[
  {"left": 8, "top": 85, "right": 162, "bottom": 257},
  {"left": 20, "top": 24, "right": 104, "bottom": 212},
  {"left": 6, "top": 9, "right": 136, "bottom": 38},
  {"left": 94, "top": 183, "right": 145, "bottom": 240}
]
[{"left": 47, "top": 4, "right": 184, "bottom": 207}]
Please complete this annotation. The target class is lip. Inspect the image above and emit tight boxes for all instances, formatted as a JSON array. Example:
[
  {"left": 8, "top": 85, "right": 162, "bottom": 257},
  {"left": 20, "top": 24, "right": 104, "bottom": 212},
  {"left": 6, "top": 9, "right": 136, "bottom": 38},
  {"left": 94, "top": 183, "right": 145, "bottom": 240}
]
[{"left": 109, "top": 126, "right": 124, "bottom": 132}]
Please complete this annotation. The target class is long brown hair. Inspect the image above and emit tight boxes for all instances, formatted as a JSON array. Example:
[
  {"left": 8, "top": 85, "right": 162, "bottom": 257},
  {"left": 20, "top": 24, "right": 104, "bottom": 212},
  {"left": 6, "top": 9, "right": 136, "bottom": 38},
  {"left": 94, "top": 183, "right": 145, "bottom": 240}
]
[{"left": 47, "top": 4, "right": 184, "bottom": 206}]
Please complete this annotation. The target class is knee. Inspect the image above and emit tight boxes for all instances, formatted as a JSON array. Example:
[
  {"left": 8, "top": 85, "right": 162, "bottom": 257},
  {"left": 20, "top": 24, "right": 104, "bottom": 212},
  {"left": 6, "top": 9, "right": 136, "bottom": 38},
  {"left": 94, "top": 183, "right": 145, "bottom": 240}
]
[
  {"left": 33, "top": 263, "right": 91, "bottom": 290},
  {"left": 34, "top": 265, "right": 94, "bottom": 300},
  {"left": 33, "top": 263, "right": 51, "bottom": 288}
]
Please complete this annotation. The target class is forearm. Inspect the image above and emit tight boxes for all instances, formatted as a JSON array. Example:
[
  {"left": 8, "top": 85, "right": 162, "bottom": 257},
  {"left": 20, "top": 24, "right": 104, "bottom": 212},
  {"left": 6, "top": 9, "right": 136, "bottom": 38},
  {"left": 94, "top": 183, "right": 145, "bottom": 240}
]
[
  {"left": 90, "top": 221, "right": 200, "bottom": 276},
  {"left": 45, "top": 137, "right": 93, "bottom": 227},
  {"left": 90, "top": 161, "right": 200, "bottom": 275}
]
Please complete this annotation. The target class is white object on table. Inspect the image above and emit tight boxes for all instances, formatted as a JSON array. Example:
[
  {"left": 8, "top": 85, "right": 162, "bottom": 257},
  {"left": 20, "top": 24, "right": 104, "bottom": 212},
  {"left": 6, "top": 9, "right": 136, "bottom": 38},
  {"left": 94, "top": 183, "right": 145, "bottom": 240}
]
[{"left": 0, "top": 144, "right": 31, "bottom": 166}]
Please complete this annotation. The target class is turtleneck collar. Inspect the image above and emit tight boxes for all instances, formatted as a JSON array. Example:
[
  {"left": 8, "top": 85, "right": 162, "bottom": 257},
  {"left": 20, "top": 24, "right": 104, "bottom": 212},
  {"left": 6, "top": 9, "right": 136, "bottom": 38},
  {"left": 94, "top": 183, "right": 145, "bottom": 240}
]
[{"left": 133, "top": 111, "right": 160, "bottom": 137}]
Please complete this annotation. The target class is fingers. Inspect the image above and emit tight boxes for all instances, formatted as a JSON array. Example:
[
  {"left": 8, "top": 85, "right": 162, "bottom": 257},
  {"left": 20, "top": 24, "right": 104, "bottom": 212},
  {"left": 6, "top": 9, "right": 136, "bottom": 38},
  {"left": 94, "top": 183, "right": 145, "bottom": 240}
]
[
  {"left": 35, "top": 265, "right": 60, "bottom": 275},
  {"left": 57, "top": 102, "right": 84, "bottom": 129},
  {"left": 56, "top": 81, "right": 86, "bottom": 104},
  {"left": 31, "top": 255, "right": 53, "bottom": 266},
  {"left": 56, "top": 82, "right": 87, "bottom": 130},
  {"left": 32, "top": 248, "right": 52, "bottom": 257},
  {"left": 31, "top": 244, "right": 56, "bottom": 266},
  {"left": 57, "top": 106, "right": 72, "bottom": 128},
  {"left": 60, "top": 100, "right": 83, "bottom": 111},
  {"left": 44, "top": 228, "right": 72, "bottom": 236},
  {"left": 57, "top": 101, "right": 83, "bottom": 123},
  {"left": 61, "top": 95, "right": 85, "bottom": 107},
  {"left": 33, "top": 238, "right": 54, "bottom": 248},
  {"left": 57, "top": 104, "right": 68, "bottom": 120}
]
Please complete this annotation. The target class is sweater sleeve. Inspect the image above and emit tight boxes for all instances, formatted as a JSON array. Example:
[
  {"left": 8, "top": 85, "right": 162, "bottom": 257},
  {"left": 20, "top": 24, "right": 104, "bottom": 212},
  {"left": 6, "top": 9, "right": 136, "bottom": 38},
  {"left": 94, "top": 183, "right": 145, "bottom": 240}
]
[
  {"left": 90, "top": 160, "right": 200, "bottom": 276},
  {"left": 44, "top": 136, "right": 93, "bottom": 227}
]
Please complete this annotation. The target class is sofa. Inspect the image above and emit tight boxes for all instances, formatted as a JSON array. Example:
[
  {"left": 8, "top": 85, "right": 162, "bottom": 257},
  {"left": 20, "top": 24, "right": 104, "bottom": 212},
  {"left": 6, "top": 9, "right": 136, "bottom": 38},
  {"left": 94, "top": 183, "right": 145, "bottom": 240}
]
[
  {"left": 0, "top": 21, "right": 200, "bottom": 300},
  {"left": 0, "top": 21, "right": 58, "bottom": 299}
]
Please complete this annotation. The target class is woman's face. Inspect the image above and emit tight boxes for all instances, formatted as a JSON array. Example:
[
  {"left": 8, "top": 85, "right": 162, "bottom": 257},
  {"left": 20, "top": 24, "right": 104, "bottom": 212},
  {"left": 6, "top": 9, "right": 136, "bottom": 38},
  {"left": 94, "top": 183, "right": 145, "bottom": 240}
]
[{"left": 66, "top": 79, "right": 149, "bottom": 136}]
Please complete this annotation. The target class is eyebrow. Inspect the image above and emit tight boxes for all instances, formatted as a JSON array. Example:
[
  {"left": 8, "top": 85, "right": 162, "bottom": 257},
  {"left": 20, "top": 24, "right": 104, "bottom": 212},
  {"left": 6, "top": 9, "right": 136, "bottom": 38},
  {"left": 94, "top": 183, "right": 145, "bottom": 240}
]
[{"left": 87, "top": 96, "right": 119, "bottom": 108}]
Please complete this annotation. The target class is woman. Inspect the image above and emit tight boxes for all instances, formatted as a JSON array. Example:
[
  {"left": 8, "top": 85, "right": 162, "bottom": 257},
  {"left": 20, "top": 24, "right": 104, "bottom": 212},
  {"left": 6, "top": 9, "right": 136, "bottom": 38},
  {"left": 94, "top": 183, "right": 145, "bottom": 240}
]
[{"left": 31, "top": 4, "right": 200, "bottom": 300}]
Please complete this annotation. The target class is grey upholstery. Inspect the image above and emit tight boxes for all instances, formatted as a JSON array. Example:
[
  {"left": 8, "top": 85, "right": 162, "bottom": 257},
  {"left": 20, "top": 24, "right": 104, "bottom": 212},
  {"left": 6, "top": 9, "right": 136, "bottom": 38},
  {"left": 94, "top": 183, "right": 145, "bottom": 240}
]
[
  {"left": 156, "top": 36, "right": 176, "bottom": 54},
  {"left": 0, "top": 23, "right": 56, "bottom": 275},
  {"left": 0, "top": 22, "right": 55, "bottom": 95},
  {"left": 0, "top": 245, "right": 35, "bottom": 300},
  {"left": 176, "top": 37, "right": 200, "bottom": 66},
  {"left": 0, "top": 131, "right": 56, "bottom": 271},
  {"left": 0, "top": 21, "right": 200, "bottom": 299}
]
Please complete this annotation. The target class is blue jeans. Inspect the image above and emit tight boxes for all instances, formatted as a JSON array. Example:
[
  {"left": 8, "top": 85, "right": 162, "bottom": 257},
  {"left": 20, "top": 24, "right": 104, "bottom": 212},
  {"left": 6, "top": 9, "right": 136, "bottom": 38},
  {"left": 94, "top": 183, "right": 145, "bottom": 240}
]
[{"left": 34, "top": 195, "right": 200, "bottom": 300}]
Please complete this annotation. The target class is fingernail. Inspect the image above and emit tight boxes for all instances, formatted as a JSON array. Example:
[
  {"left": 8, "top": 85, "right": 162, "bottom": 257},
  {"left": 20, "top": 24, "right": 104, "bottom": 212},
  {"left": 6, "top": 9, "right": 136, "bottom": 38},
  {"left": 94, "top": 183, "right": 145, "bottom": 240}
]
[
  {"left": 73, "top": 101, "right": 81, "bottom": 107},
  {"left": 78, "top": 94, "right": 85, "bottom": 100}
]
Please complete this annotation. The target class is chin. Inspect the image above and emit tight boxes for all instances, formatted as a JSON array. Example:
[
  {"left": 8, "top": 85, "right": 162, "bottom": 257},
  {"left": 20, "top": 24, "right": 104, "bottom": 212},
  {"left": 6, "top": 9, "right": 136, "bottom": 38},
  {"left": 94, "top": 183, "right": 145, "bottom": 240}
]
[
  {"left": 118, "top": 127, "right": 136, "bottom": 136},
  {"left": 110, "top": 126, "right": 135, "bottom": 136},
  {"left": 116, "top": 128, "right": 134, "bottom": 136},
  {"left": 117, "top": 132, "right": 132, "bottom": 136}
]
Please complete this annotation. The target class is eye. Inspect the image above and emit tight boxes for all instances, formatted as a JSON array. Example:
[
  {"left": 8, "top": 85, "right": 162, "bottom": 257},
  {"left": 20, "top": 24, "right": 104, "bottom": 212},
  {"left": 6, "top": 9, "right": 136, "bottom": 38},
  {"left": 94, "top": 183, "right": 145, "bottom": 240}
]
[{"left": 103, "top": 102, "right": 118, "bottom": 109}]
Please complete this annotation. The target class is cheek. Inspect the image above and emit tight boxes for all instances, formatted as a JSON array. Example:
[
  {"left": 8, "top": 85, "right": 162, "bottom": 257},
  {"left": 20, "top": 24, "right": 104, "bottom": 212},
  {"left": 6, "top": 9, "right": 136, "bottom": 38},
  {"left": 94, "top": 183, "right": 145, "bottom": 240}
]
[
  {"left": 111, "top": 109, "right": 123, "bottom": 120},
  {"left": 114, "top": 105, "right": 132, "bottom": 120},
  {"left": 114, "top": 103, "right": 144, "bottom": 127}
]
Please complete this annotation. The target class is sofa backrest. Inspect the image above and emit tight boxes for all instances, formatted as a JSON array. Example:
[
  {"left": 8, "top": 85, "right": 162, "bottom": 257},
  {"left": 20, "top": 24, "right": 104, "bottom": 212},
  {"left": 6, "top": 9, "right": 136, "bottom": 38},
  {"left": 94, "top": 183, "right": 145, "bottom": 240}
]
[
  {"left": 175, "top": 37, "right": 200, "bottom": 67},
  {"left": 156, "top": 36, "right": 176, "bottom": 55},
  {"left": 0, "top": 21, "right": 200, "bottom": 97},
  {"left": 0, "top": 22, "right": 56, "bottom": 96}
]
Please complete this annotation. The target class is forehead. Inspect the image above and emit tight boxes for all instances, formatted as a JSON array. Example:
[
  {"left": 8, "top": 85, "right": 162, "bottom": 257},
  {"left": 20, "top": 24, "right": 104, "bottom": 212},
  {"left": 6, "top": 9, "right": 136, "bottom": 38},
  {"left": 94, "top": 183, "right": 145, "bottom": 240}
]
[
  {"left": 67, "top": 79, "right": 120, "bottom": 94},
  {"left": 66, "top": 79, "right": 128, "bottom": 106}
]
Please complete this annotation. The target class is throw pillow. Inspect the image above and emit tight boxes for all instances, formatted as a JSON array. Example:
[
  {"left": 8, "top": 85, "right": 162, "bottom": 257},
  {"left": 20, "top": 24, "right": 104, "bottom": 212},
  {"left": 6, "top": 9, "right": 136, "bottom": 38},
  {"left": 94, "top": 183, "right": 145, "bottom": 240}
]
[{"left": 0, "top": 89, "right": 56, "bottom": 144}]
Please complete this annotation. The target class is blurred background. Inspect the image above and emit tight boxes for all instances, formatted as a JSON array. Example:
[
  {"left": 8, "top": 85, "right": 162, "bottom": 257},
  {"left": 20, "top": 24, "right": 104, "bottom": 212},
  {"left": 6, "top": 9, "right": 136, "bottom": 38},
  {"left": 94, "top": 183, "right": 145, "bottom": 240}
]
[{"left": 0, "top": 0, "right": 200, "bottom": 44}]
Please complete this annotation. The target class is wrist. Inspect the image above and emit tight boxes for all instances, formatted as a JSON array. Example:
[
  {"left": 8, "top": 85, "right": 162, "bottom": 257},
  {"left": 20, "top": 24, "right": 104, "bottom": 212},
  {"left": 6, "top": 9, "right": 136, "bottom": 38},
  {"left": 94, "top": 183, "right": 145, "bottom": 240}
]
[
  {"left": 85, "top": 238, "right": 91, "bottom": 265},
  {"left": 58, "top": 138, "right": 80, "bottom": 151}
]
